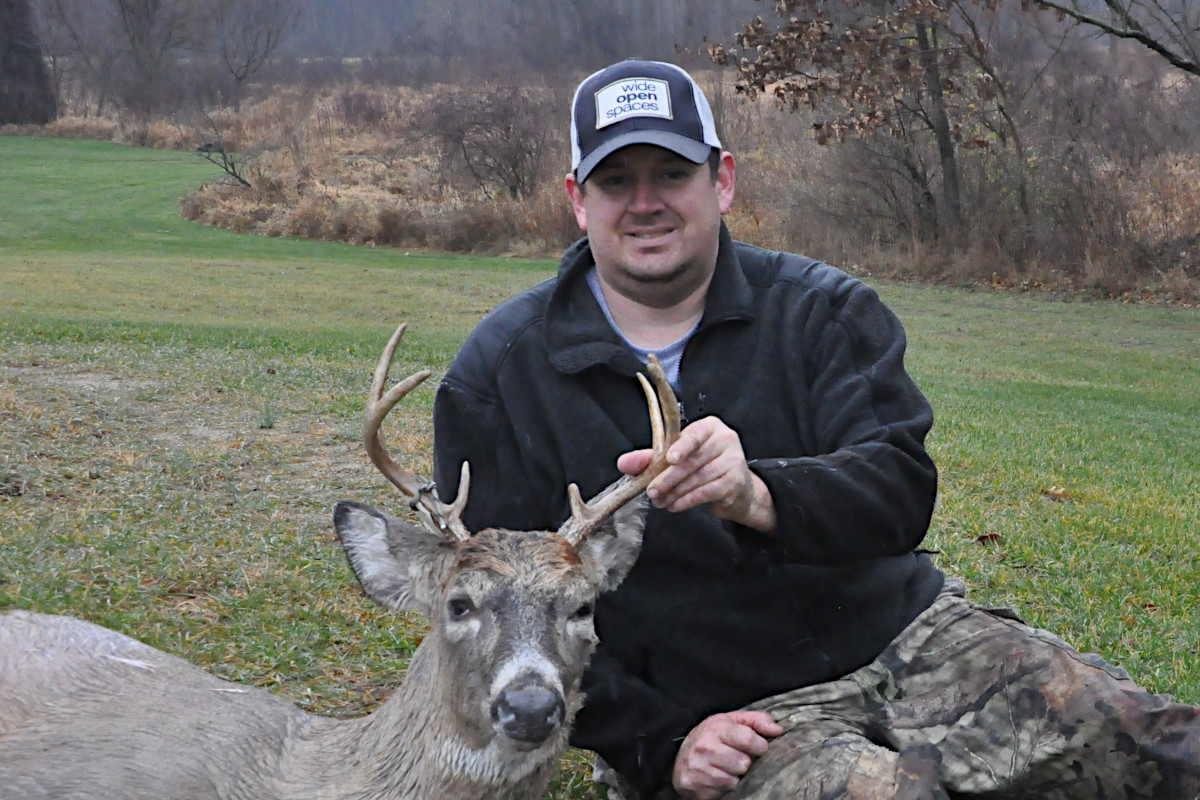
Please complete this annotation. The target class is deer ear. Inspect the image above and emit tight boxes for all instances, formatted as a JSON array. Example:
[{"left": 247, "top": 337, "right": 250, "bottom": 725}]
[
  {"left": 575, "top": 497, "right": 646, "bottom": 593},
  {"left": 333, "top": 500, "right": 456, "bottom": 616}
]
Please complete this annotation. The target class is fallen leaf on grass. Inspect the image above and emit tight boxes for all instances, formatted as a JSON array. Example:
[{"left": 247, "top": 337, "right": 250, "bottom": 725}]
[
  {"left": 974, "top": 533, "right": 1003, "bottom": 546},
  {"left": 0, "top": 472, "right": 27, "bottom": 496},
  {"left": 1041, "top": 485, "right": 1074, "bottom": 502}
]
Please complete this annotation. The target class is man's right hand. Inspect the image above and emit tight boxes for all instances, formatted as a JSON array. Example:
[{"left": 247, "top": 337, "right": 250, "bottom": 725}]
[
  {"left": 672, "top": 710, "right": 783, "bottom": 799},
  {"left": 617, "top": 415, "right": 776, "bottom": 533}
]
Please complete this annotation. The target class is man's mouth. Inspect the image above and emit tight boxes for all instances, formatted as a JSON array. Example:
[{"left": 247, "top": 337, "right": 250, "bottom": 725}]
[{"left": 628, "top": 228, "right": 674, "bottom": 241}]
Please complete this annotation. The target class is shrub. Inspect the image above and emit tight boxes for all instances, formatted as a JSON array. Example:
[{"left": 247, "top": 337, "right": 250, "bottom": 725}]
[
  {"left": 282, "top": 195, "right": 332, "bottom": 239},
  {"left": 44, "top": 116, "right": 121, "bottom": 141},
  {"left": 328, "top": 198, "right": 374, "bottom": 243},
  {"left": 338, "top": 90, "right": 389, "bottom": 129},
  {"left": 412, "top": 85, "right": 562, "bottom": 201},
  {"left": 375, "top": 206, "right": 421, "bottom": 247}
]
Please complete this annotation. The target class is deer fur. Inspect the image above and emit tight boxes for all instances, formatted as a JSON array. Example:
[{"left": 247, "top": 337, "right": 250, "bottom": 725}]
[{"left": 0, "top": 499, "right": 646, "bottom": 800}]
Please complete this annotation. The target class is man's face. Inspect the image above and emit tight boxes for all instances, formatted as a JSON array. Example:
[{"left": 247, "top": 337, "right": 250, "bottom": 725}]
[{"left": 565, "top": 145, "right": 735, "bottom": 309}]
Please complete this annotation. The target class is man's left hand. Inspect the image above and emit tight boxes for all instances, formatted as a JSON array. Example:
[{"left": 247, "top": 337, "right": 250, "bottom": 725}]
[{"left": 672, "top": 710, "right": 784, "bottom": 800}]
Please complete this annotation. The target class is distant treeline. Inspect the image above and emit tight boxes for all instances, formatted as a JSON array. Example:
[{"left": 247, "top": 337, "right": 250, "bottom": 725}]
[
  {"left": 22, "top": 0, "right": 763, "bottom": 117},
  {"left": 290, "top": 0, "right": 764, "bottom": 72}
]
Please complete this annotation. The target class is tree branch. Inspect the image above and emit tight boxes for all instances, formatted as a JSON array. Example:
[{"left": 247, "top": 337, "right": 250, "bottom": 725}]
[{"left": 1029, "top": 0, "right": 1198, "bottom": 74}]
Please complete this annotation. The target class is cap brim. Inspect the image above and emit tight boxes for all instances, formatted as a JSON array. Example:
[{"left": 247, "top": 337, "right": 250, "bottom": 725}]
[{"left": 575, "top": 130, "right": 714, "bottom": 184}]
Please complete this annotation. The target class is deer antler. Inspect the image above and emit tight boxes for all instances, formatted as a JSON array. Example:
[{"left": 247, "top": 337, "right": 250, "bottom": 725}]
[
  {"left": 365, "top": 323, "right": 471, "bottom": 542},
  {"left": 558, "top": 356, "right": 680, "bottom": 547}
]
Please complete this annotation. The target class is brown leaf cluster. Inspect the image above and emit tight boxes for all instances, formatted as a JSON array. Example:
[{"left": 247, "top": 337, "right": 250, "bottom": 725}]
[{"left": 720, "top": 0, "right": 1001, "bottom": 149}]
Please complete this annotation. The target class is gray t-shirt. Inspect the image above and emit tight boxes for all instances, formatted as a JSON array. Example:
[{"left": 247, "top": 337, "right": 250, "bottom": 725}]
[{"left": 587, "top": 268, "right": 696, "bottom": 390}]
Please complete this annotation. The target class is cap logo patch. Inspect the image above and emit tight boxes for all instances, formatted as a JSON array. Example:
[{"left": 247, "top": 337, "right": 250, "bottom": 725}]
[{"left": 594, "top": 77, "right": 672, "bottom": 129}]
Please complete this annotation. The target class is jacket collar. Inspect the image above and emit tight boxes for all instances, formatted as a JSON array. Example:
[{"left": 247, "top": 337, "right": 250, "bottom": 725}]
[{"left": 544, "top": 222, "right": 755, "bottom": 376}]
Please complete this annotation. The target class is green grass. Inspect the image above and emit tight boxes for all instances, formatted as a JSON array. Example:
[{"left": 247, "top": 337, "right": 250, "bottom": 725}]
[
  {"left": 894, "top": 289, "right": 1200, "bottom": 691},
  {"left": 2, "top": 136, "right": 1199, "bottom": 795},
  {"left": 0, "top": 136, "right": 552, "bottom": 349}
]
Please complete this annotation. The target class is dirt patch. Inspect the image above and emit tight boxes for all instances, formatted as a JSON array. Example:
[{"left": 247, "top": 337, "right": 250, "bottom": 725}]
[
  {"left": 4, "top": 364, "right": 157, "bottom": 395},
  {"left": 1, "top": 359, "right": 383, "bottom": 508}
]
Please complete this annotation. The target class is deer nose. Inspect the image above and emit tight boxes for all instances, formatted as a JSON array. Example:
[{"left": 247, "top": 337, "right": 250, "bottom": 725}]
[{"left": 491, "top": 684, "right": 565, "bottom": 743}]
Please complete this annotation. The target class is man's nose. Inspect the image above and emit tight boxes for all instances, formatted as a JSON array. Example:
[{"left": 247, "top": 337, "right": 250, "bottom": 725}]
[{"left": 628, "top": 178, "right": 664, "bottom": 213}]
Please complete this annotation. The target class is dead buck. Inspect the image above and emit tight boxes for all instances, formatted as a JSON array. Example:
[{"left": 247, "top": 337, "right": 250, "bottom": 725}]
[{"left": 0, "top": 323, "right": 679, "bottom": 800}]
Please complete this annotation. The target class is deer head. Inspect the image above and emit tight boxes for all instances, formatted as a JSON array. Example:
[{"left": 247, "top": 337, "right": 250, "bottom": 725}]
[{"left": 334, "top": 323, "right": 679, "bottom": 753}]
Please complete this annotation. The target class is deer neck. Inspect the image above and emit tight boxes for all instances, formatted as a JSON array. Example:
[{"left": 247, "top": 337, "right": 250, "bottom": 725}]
[{"left": 283, "top": 644, "right": 561, "bottom": 800}]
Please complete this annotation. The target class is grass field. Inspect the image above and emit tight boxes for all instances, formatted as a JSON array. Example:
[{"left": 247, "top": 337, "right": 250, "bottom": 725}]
[{"left": 2, "top": 136, "right": 1198, "bottom": 796}]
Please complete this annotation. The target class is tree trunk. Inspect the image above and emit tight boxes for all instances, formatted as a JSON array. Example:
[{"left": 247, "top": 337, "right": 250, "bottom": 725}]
[
  {"left": 915, "top": 20, "right": 962, "bottom": 240},
  {"left": 0, "top": 0, "right": 58, "bottom": 124}
]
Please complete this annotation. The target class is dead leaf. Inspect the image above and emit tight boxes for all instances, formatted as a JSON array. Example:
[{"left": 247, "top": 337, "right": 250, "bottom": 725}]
[{"left": 1041, "top": 486, "right": 1073, "bottom": 502}]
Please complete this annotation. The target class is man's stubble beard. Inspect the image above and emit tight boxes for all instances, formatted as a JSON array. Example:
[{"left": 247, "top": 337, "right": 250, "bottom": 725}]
[{"left": 607, "top": 255, "right": 713, "bottom": 311}]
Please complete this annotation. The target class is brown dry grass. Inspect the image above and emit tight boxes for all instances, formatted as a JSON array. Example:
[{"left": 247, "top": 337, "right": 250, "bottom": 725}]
[
  {"left": 10, "top": 75, "right": 1198, "bottom": 303},
  {"left": 171, "top": 84, "right": 585, "bottom": 257}
]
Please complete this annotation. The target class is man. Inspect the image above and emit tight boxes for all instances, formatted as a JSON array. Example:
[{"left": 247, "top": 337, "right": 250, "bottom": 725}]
[{"left": 432, "top": 59, "right": 1200, "bottom": 799}]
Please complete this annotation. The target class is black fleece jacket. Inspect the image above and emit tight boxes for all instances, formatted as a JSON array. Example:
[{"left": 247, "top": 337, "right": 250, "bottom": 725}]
[{"left": 432, "top": 225, "right": 944, "bottom": 796}]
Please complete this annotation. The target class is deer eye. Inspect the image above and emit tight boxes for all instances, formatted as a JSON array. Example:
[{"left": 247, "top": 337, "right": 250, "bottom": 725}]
[
  {"left": 447, "top": 596, "right": 475, "bottom": 620},
  {"left": 570, "top": 602, "right": 594, "bottom": 622}
]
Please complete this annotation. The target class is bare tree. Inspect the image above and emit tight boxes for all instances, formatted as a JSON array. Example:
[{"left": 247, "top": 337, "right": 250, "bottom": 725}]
[
  {"left": 112, "top": 0, "right": 207, "bottom": 113},
  {"left": 212, "top": 0, "right": 298, "bottom": 109},
  {"left": 0, "top": 0, "right": 57, "bottom": 123},
  {"left": 1029, "top": 0, "right": 1198, "bottom": 75},
  {"left": 417, "top": 85, "right": 559, "bottom": 200},
  {"left": 35, "top": 0, "right": 207, "bottom": 116},
  {"left": 34, "top": 0, "right": 125, "bottom": 115}
]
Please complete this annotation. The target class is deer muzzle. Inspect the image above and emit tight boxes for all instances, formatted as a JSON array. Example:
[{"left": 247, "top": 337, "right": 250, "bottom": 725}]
[{"left": 491, "top": 678, "right": 566, "bottom": 744}]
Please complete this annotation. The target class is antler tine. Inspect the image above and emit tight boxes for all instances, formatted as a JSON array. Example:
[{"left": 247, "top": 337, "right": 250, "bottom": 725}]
[
  {"left": 559, "top": 356, "right": 679, "bottom": 548},
  {"left": 364, "top": 323, "right": 471, "bottom": 543}
]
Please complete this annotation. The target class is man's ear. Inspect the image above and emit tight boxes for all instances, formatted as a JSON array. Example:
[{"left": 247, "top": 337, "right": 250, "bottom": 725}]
[
  {"left": 565, "top": 172, "right": 588, "bottom": 232},
  {"left": 716, "top": 151, "right": 736, "bottom": 215}
]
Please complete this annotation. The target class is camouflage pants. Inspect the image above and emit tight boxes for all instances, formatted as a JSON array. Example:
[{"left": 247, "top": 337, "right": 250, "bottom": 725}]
[{"left": 612, "top": 583, "right": 1200, "bottom": 800}]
